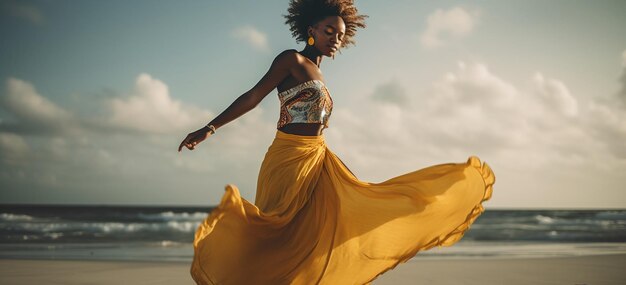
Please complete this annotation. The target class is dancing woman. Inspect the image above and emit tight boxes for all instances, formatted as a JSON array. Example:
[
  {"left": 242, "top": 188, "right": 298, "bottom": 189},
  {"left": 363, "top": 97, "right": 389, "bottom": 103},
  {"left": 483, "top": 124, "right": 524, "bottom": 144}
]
[{"left": 178, "top": 0, "right": 495, "bottom": 284}]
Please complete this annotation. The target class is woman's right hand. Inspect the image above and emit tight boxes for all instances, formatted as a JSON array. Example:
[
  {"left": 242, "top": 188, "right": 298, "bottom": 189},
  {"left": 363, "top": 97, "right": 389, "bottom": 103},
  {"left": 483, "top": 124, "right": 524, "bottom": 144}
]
[{"left": 178, "top": 126, "right": 214, "bottom": 152}]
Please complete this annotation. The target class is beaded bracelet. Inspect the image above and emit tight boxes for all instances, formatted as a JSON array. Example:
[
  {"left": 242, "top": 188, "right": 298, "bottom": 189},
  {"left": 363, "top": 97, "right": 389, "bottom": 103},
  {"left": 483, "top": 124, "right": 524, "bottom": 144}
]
[{"left": 206, "top": 124, "right": 216, "bottom": 134}]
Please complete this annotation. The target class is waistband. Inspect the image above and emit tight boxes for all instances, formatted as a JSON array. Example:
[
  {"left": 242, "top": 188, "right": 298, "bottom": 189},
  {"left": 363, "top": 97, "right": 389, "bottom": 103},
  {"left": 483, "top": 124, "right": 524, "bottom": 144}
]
[{"left": 275, "top": 129, "right": 325, "bottom": 142}]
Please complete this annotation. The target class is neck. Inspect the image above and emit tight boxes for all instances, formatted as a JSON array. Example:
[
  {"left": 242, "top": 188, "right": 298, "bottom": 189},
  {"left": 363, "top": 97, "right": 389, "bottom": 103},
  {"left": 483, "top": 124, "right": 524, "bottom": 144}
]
[{"left": 299, "top": 45, "right": 323, "bottom": 68}]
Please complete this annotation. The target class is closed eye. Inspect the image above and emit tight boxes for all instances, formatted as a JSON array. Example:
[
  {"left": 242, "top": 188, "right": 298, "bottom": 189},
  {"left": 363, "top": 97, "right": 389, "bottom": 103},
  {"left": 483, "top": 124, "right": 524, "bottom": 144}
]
[
  {"left": 325, "top": 25, "right": 345, "bottom": 40},
  {"left": 326, "top": 31, "right": 344, "bottom": 41}
]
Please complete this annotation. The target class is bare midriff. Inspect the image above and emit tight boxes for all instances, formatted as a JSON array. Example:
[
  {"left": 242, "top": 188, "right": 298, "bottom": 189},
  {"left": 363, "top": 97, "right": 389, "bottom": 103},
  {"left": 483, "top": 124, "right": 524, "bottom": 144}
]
[{"left": 278, "top": 123, "right": 325, "bottom": 136}]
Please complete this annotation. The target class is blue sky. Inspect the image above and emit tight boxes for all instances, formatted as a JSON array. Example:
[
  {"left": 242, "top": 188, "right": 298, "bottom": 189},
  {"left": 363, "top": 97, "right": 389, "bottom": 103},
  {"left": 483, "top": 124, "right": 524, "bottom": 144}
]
[{"left": 1, "top": 0, "right": 625, "bottom": 209}]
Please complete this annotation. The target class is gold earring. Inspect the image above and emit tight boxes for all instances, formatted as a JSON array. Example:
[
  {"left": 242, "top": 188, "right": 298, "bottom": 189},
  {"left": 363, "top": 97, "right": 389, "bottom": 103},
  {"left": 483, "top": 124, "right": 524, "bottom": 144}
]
[{"left": 307, "top": 36, "right": 315, "bottom": 46}]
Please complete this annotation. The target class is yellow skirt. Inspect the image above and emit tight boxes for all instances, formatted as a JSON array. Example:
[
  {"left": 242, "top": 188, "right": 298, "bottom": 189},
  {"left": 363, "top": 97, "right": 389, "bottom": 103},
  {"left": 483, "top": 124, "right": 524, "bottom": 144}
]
[{"left": 191, "top": 130, "right": 495, "bottom": 285}]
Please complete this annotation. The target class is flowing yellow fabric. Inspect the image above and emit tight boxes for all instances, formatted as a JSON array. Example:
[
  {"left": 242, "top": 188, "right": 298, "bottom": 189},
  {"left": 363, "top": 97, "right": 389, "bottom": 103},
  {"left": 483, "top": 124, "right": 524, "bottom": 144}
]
[{"left": 191, "top": 130, "right": 495, "bottom": 285}]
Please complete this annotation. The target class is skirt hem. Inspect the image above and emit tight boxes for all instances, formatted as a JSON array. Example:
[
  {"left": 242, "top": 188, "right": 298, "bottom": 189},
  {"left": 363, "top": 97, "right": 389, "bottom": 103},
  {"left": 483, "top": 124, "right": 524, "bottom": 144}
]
[{"left": 363, "top": 155, "right": 495, "bottom": 284}]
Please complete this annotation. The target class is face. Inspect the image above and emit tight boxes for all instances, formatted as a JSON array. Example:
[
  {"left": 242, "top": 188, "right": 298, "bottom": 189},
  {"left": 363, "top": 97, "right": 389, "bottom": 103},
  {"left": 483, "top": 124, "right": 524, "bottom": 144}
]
[{"left": 309, "top": 16, "right": 346, "bottom": 57}]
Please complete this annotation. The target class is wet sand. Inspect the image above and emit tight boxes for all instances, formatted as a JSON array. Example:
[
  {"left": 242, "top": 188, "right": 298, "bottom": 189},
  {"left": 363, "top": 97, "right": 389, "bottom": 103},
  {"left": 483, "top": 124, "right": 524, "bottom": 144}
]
[{"left": 1, "top": 254, "right": 625, "bottom": 284}]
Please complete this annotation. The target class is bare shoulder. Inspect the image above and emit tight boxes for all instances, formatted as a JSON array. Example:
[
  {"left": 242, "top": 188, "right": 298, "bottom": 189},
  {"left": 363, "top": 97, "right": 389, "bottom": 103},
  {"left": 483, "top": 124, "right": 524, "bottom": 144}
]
[
  {"left": 273, "top": 49, "right": 299, "bottom": 68},
  {"left": 246, "top": 49, "right": 300, "bottom": 101}
]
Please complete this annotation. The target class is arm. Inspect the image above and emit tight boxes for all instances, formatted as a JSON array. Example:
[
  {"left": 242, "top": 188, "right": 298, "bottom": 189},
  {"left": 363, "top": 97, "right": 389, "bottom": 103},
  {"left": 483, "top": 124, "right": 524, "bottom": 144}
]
[
  {"left": 206, "top": 50, "right": 295, "bottom": 131},
  {"left": 178, "top": 50, "right": 296, "bottom": 152}
]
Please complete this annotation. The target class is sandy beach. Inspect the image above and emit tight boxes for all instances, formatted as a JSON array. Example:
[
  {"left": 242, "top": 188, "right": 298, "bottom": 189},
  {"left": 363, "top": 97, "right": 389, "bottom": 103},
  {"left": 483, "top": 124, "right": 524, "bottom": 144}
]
[{"left": 1, "top": 254, "right": 625, "bottom": 285}]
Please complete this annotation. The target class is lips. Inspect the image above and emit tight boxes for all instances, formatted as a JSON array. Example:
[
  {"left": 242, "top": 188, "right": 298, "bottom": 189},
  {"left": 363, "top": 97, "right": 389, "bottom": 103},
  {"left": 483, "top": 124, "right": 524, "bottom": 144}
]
[{"left": 328, "top": 46, "right": 338, "bottom": 51}]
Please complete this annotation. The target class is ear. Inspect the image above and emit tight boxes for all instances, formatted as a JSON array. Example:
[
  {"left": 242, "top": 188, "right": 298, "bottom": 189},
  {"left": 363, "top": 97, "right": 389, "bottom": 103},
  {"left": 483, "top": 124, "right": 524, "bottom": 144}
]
[{"left": 308, "top": 24, "right": 318, "bottom": 37}]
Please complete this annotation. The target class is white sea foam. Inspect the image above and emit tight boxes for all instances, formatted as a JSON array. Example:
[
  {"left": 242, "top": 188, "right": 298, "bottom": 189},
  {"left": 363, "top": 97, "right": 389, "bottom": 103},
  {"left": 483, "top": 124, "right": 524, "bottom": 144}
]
[
  {"left": 0, "top": 213, "right": 34, "bottom": 221},
  {"left": 138, "top": 211, "right": 207, "bottom": 221},
  {"left": 535, "top": 214, "right": 555, "bottom": 224}
]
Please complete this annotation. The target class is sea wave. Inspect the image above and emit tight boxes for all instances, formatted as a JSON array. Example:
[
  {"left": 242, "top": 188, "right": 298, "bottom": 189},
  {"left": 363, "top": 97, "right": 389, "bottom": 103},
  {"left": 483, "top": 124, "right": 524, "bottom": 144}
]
[{"left": 1, "top": 207, "right": 624, "bottom": 244}]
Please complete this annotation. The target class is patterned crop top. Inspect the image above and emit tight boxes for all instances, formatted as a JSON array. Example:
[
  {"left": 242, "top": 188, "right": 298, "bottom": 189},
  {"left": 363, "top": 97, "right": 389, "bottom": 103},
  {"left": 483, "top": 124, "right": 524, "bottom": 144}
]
[{"left": 277, "top": 79, "right": 334, "bottom": 129}]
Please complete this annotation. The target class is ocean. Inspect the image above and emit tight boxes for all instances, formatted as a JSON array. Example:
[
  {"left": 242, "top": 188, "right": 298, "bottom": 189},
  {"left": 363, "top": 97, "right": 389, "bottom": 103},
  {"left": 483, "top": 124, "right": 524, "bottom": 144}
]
[{"left": 1, "top": 205, "right": 625, "bottom": 262}]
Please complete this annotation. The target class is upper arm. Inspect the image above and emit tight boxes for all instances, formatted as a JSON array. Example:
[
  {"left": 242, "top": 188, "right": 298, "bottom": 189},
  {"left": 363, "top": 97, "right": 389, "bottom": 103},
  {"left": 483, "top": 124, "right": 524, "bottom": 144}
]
[{"left": 247, "top": 49, "right": 297, "bottom": 104}]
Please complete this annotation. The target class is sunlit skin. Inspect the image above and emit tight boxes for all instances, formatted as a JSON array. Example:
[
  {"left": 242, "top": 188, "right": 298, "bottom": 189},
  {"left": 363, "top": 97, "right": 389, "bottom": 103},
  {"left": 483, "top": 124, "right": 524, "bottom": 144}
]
[{"left": 178, "top": 16, "right": 347, "bottom": 152}]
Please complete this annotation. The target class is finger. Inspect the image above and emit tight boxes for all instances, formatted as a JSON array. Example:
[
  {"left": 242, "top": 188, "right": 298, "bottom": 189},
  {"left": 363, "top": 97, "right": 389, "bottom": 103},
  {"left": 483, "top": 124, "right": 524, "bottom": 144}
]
[
  {"left": 179, "top": 138, "right": 192, "bottom": 152},
  {"left": 179, "top": 135, "right": 192, "bottom": 152}
]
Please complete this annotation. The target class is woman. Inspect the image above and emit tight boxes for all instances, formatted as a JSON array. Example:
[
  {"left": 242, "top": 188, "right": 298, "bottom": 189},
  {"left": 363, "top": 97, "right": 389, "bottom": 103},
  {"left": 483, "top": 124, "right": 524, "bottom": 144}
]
[{"left": 179, "top": 0, "right": 495, "bottom": 284}]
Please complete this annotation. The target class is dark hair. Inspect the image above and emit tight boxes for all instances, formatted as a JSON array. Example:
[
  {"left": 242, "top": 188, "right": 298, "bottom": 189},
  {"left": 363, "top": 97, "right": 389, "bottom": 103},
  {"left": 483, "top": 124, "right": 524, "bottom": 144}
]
[{"left": 283, "top": 0, "right": 368, "bottom": 49}]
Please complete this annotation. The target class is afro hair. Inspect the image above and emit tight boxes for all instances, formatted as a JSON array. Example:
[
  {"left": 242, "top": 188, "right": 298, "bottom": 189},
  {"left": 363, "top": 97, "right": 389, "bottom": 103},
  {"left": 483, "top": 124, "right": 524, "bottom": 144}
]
[{"left": 283, "top": 0, "right": 368, "bottom": 49}]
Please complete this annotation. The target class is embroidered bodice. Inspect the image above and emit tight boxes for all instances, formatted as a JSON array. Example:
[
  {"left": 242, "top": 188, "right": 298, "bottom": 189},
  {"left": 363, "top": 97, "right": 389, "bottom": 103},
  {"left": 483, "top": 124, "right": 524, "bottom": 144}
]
[{"left": 277, "top": 79, "right": 333, "bottom": 129}]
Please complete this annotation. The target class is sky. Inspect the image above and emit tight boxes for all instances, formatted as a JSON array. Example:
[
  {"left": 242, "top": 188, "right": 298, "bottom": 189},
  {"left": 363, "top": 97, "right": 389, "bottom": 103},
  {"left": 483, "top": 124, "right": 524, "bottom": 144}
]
[{"left": 0, "top": 0, "right": 625, "bottom": 209}]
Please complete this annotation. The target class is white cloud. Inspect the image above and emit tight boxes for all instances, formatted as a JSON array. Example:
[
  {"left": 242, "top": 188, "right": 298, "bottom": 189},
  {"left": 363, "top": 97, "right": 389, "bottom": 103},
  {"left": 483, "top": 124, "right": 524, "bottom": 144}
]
[
  {"left": 532, "top": 73, "right": 578, "bottom": 117},
  {"left": 1, "top": 77, "right": 77, "bottom": 134},
  {"left": 2, "top": 59, "right": 625, "bottom": 207},
  {"left": 430, "top": 62, "right": 517, "bottom": 109},
  {"left": 587, "top": 101, "right": 626, "bottom": 159},
  {"left": 327, "top": 60, "right": 625, "bottom": 208},
  {"left": 231, "top": 25, "right": 270, "bottom": 51},
  {"left": 420, "top": 6, "right": 481, "bottom": 49},
  {"left": 0, "top": 132, "right": 29, "bottom": 164},
  {"left": 0, "top": 74, "right": 277, "bottom": 204},
  {"left": 370, "top": 80, "right": 409, "bottom": 106},
  {"left": 107, "top": 73, "right": 212, "bottom": 135},
  {"left": 2, "top": 74, "right": 207, "bottom": 137},
  {"left": 3, "top": 78, "right": 71, "bottom": 121}
]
